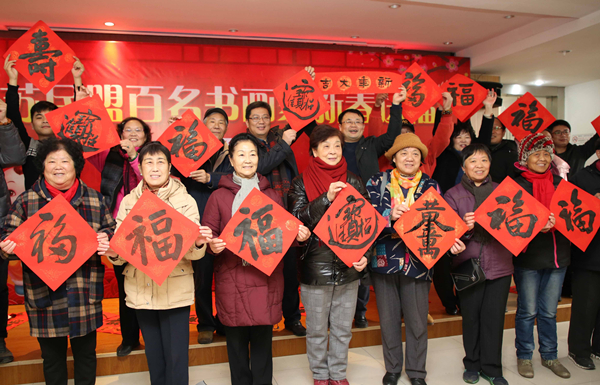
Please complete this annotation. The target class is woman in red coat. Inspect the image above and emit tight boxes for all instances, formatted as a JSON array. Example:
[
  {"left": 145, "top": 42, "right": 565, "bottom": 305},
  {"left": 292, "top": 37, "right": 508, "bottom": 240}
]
[{"left": 202, "top": 133, "right": 310, "bottom": 385}]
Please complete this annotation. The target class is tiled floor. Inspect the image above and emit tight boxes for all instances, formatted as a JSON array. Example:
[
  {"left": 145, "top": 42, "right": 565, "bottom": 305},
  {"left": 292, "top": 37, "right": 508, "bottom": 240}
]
[{"left": 26, "top": 322, "right": 600, "bottom": 385}]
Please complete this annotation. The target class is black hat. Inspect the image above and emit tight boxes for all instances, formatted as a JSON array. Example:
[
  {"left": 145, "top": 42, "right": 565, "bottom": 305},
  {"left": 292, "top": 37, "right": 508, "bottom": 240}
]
[
  {"left": 203, "top": 108, "right": 229, "bottom": 124},
  {"left": 546, "top": 119, "right": 571, "bottom": 132}
]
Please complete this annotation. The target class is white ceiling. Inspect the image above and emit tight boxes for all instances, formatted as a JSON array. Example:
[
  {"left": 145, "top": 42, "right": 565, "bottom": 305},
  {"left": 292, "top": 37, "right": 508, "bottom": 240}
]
[{"left": 2, "top": 0, "right": 600, "bottom": 86}]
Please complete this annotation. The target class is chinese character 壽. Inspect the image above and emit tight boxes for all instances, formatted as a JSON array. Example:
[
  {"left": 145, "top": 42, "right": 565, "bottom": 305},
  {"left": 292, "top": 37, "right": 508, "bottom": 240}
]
[
  {"left": 405, "top": 199, "right": 454, "bottom": 260},
  {"left": 18, "top": 29, "right": 63, "bottom": 82}
]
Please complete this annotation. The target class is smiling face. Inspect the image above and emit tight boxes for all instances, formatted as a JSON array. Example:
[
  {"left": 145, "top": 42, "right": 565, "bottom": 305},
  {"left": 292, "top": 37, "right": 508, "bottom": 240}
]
[
  {"left": 121, "top": 119, "right": 147, "bottom": 147},
  {"left": 463, "top": 150, "right": 490, "bottom": 186},
  {"left": 550, "top": 124, "right": 570, "bottom": 148},
  {"left": 490, "top": 118, "right": 505, "bottom": 145},
  {"left": 339, "top": 112, "right": 365, "bottom": 143},
  {"left": 204, "top": 112, "right": 228, "bottom": 140},
  {"left": 453, "top": 130, "right": 472, "bottom": 152},
  {"left": 312, "top": 136, "right": 343, "bottom": 166},
  {"left": 230, "top": 140, "right": 258, "bottom": 179},
  {"left": 32, "top": 109, "right": 54, "bottom": 140},
  {"left": 246, "top": 107, "right": 271, "bottom": 140},
  {"left": 393, "top": 147, "right": 421, "bottom": 176},
  {"left": 140, "top": 151, "right": 171, "bottom": 189},
  {"left": 43, "top": 149, "right": 77, "bottom": 190},
  {"left": 526, "top": 150, "right": 552, "bottom": 174}
]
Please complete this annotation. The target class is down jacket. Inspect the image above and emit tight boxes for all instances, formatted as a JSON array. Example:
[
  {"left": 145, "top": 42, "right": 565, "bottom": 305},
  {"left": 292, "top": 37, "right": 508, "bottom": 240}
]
[{"left": 202, "top": 174, "right": 284, "bottom": 327}]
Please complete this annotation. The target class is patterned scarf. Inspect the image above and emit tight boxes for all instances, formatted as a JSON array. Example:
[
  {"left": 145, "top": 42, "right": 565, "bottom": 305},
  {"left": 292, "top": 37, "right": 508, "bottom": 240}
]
[{"left": 389, "top": 169, "right": 422, "bottom": 208}]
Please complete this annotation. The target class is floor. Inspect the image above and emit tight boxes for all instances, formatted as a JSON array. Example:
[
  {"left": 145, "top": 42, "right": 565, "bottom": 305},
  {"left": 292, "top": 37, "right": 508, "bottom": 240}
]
[{"left": 24, "top": 322, "right": 600, "bottom": 385}]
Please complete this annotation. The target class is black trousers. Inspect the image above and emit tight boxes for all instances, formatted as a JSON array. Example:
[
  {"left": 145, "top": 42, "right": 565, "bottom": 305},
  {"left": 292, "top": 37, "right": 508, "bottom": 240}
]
[
  {"left": 0, "top": 258, "right": 8, "bottom": 339},
  {"left": 136, "top": 306, "right": 190, "bottom": 385},
  {"left": 114, "top": 264, "right": 140, "bottom": 345},
  {"left": 37, "top": 331, "right": 97, "bottom": 385},
  {"left": 282, "top": 247, "right": 301, "bottom": 325},
  {"left": 193, "top": 254, "right": 217, "bottom": 332},
  {"left": 433, "top": 254, "right": 459, "bottom": 311},
  {"left": 225, "top": 325, "right": 273, "bottom": 385},
  {"left": 355, "top": 278, "right": 370, "bottom": 318},
  {"left": 457, "top": 275, "right": 511, "bottom": 377},
  {"left": 568, "top": 268, "right": 600, "bottom": 357}
]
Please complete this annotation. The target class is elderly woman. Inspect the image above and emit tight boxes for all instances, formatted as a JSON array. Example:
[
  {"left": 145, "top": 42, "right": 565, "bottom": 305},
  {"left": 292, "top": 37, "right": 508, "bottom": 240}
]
[
  {"left": 444, "top": 143, "right": 513, "bottom": 385},
  {"left": 512, "top": 133, "right": 571, "bottom": 379},
  {"left": 0, "top": 138, "right": 115, "bottom": 385},
  {"left": 107, "top": 142, "right": 212, "bottom": 385},
  {"left": 202, "top": 133, "right": 310, "bottom": 385},
  {"left": 288, "top": 125, "right": 368, "bottom": 385},
  {"left": 366, "top": 133, "right": 465, "bottom": 385}
]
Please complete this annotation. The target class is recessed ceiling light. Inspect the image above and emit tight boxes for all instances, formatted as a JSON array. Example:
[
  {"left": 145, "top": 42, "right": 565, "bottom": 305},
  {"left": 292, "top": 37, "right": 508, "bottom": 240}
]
[
  {"left": 104, "top": 22, "right": 115, "bottom": 27},
  {"left": 351, "top": 35, "right": 359, "bottom": 39},
  {"left": 534, "top": 80, "right": 545, "bottom": 86},
  {"left": 559, "top": 50, "right": 572, "bottom": 55},
  {"left": 504, "top": 15, "right": 515, "bottom": 19},
  {"left": 389, "top": 4, "right": 400, "bottom": 9},
  {"left": 229, "top": 29, "right": 238, "bottom": 32},
  {"left": 443, "top": 41, "right": 453, "bottom": 45}
]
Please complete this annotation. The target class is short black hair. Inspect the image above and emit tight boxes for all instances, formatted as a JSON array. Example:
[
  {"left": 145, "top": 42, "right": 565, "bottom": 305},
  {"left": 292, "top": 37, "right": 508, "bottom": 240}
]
[
  {"left": 451, "top": 121, "right": 476, "bottom": 142},
  {"left": 338, "top": 109, "right": 365, "bottom": 124},
  {"left": 461, "top": 143, "right": 492, "bottom": 166},
  {"left": 245, "top": 101, "right": 272, "bottom": 120},
  {"left": 228, "top": 133, "right": 261, "bottom": 155},
  {"left": 117, "top": 117, "right": 152, "bottom": 146},
  {"left": 309, "top": 125, "right": 345, "bottom": 155},
  {"left": 30, "top": 101, "right": 58, "bottom": 118},
  {"left": 402, "top": 120, "right": 415, "bottom": 133},
  {"left": 138, "top": 141, "right": 171, "bottom": 164},
  {"left": 35, "top": 137, "right": 85, "bottom": 178}
]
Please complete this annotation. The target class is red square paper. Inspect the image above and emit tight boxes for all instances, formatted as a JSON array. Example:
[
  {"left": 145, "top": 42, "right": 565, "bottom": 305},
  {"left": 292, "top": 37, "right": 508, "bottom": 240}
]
[
  {"left": 441, "top": 74, "right": 487, "bottom": 123},
  {"left": 3, "top": 20, "right": 76, "bottom": 94},
  {"left": 474, "top": 177, "right": 550, "bottom": 256},
  {"left": 157, "top": 109, "right": 223, "bottom": 177},
  {"left": 550, "top": 179, "right": 600, "bottom": 252},
  {"left": 110, "top": 190, "right": 199, "bottom": 285},
  {"left": 313, "top": 184, "right": 386, "bottom": 267},
  {"left": 7, "top": 195, "right": 99, "bottom": 291},
  {"left": 45, "top": 94, "right": 121, "bottom": 158},
  {"left": 393, "top": 187, "right": 467, "bottom": 270},
  {"left": 400, "top": 63, "right": 443, "bottom": 124},
  {"left": 592, "top": 114, "right": 600, "bottom": 136},
  {"left": 80, "top": 160, "right": 101, "bottom": 192},
  {"left": 498, "top": 92, "right": 556, "bottom": 141},
  {"left": 274, "top": 70, "right": 330, "bottom": 131},
  {"left": 221, "top": 188, "right": 301, "bottom": 276}
]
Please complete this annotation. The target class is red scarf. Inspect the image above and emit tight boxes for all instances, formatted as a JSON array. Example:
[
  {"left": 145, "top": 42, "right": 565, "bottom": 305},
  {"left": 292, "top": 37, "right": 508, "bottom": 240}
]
[
  {"left": 304, "top": 157, "right": 348, "bottom": 202},
  {"left": 520, "top": 168, "right": 554, "bottom": 208},
  {"left": 44, "top": 178, "right": 80, "bottom": 203}
]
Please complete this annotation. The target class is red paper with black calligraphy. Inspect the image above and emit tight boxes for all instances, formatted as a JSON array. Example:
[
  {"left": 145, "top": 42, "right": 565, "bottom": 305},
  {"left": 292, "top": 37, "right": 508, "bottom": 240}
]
[
  {"left": 400, "top": 63, "right": 443, "bottom": 124},
  {"left": 550, "top": 179, "right": 600, "bottom": 252},
  {"left": 274, "top": 70, "right": 329, "bottom": 131},
  {"left": 3, "top": 20, "right": 76, "bottom": 95},
  {"left": 313, "top": 184, "right": 386, "bottom": 267},
  {"left": 474, "top": 177, "right": 550, "bottom": 256},
  {"left": 157, "top": 109, "right": 223, "bottom": 177},
  {"left": 109, "top": 190, "right": 199, "bottom": 286},
  {"left": 592, "top": 114, "right": 600, "bottom": 136},
  {"left": 498, "top": 92, "right": 556, "bottom": 141},
  {"left": 81, "top": 160, "right": 101, "bottom": 192},
  {"left": 441, "top": 74, "right": 487, "bottom": 123},
  {"left": 393, "top": 187, "right": 467, "bottom": 270},
  {"left": 45, "top": 94, "right": 121, "bottom": 158},
  {"left": 221, "top": 188, "right": 301, "bottom": 276},
  {"left": 7, "top": 195, "right": 99, "bottom": 291},
  {"left": 315, "top": 71, "right": 404, "bottom": 95}
]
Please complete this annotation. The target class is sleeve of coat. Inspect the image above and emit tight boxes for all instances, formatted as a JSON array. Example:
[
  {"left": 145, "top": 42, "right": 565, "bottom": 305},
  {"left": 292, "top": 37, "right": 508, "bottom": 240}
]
[
  {"left": 0, "top": 194, "right": 27, "bottom": 259},
  {"left": 107, "top": 195, "right": 131, "bottom": 266},
  {"left": 5, "top": 85, "right": 30, "bottom": 150},
  {"left": 373, "top": 104, "right": 403, "bottom": 157},
  {"left": 423, "top": 114, "right": 453, "bottom": 175},
  {"left": 201, "top": 192, "right": 223, "bottom": 256},
  {"left": 476, "top": 115, "right": 494, "bottom": 146},
  {"left": 0, "top": 122, "right": 27, "bottom": 168},
  {"left": 288, "top": 175, "right": 331, "bottom": 230},
  {"left": 256, "top": 140, "right": 293, "bottom": 176},
  {"left": 577, "top": 133, "right": 599, "bottom": 162}
]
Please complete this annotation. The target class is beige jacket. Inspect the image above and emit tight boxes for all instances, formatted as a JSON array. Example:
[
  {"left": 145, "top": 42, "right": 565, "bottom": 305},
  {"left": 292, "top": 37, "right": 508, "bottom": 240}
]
[{"left": 111, "top": 178, "right": 206, "bottom": 310}]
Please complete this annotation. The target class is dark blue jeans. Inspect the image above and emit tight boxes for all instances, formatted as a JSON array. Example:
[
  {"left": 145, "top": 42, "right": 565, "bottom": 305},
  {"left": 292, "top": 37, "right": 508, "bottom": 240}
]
[{"left": 514, "top": 266, "right": 567, "bottom": 360}]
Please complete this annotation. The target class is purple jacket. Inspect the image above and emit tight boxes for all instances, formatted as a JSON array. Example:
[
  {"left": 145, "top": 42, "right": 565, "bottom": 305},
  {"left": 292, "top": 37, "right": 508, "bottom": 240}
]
[{"left": 444, "top": 180, "right": 514, "bottom": 280}]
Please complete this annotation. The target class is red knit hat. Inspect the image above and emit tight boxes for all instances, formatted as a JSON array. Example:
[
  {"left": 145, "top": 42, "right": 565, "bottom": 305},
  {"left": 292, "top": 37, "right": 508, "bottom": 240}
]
[{"left": 517, "top": 133, "right": 555, "bottom": 166}]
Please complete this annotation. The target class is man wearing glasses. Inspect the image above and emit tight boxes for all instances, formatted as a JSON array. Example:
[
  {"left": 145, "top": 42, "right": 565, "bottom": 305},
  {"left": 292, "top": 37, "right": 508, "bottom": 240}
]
[
  {"left": 546, "top": 120, "right": 599, "bottom": 178},
  {"left": 487, "top": 118, "right": 518, "bottom": 183}
]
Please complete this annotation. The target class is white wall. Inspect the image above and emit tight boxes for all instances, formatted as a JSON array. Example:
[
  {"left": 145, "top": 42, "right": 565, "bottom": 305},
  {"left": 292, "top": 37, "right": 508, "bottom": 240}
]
[{"left": 565, "top": 79, "right": 600, "bottom": 136}]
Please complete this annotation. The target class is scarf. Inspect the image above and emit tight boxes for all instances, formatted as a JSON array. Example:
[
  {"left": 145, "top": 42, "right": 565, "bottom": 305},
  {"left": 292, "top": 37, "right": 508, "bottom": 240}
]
[
  {"left": 390, "top": 169, "right": 422, "bottom": 208},
  {"left": 142, "top": 178, "right": 170, "bottom": 195},
  {"left": 520, "top": 167, "right": 555, "bottom": 209},
  {"left": 232, "top": 172, "right": 260, "bottom": 267},
  {"left": 45, "top": 178, "right": 80, "bottom": 203},
  {"left": 460, "top": 174, "right": 494, "bottom": 245},
  {"left": 304, "top": 157, "right": 348, "bottom": 202}
]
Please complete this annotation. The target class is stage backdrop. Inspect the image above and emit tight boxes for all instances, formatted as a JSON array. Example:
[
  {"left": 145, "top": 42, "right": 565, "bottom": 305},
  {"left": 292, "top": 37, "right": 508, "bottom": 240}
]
[{"left": 0, "top": 37, "right": 469, "bottom": 303}]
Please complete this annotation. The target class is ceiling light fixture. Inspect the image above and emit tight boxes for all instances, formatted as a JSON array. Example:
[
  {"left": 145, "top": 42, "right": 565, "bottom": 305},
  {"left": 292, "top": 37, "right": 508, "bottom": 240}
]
[
  {"left": 443, "top": 41, "right": 453, "bottom": 45},
  {"left": 534, "top": 80, "right": 545, "bottom": 86},
  {"left": 351, "top": 35, "right": 359, "bottom": 39},
  {"left": 389, "top": 4, "right": 400, "bottom": 9},
  {"left": 229, "top": 29, "right": 238, "bottom": 32},
  {"left": 104, "top": 22, "right": 115, "bottom": 27},
  {"left": 559, "top": 50, "right": 572, "bottom": 56},
  {"left": 504, "top": 15, "right": 515, "bottom": 19}
]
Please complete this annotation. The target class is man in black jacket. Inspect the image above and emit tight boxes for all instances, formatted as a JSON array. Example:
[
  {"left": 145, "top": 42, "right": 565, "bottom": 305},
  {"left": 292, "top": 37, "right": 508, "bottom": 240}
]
[
  {"left": 488, "top": 119, "right": 518, "bottom": 183},
  {"left": 546, "top": 119, "right": 599, "bottom": 178}
]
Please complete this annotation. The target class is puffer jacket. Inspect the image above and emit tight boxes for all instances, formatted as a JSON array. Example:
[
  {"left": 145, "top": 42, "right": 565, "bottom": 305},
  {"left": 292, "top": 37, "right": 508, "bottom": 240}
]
[
  {"left": 288, "top": 171, "right": 367, "bottom": 286},
  {"left": 111, "top": 178, "right": 206, "bottom": 310},
  {"left": 202, "top": 174, "right": 284, "bottom": 327},
  {"left": 0, "top": 121, "right": 27, "bottom": 223}
]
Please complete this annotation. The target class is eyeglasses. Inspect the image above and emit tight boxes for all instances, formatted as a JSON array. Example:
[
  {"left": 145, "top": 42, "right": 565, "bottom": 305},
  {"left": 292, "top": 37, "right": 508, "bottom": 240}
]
[
  {"left": 492, "top": 126, "right": 504, "bottom": 131},
  {"left": 342, "top": 120, "right": 364, "bottom": 125},
  {"left": 123, "top": 128, "right": 143, "bottom": 133},
  {"left": 552, "top": 129, "right": 570, "bottom": 136},
  {"left": 249, "top": 115, "right": 270, "bottom": 123}
]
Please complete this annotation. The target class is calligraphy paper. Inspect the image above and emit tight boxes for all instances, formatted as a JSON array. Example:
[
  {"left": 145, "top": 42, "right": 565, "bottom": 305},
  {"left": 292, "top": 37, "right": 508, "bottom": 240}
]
[
  {"left": 592, "top": 114, "right": 600, "bottom": 137},
  {"left": 550, "top": 179, "right": 600, "bottom": 252},
  {"left": 110, "top": 190, "right": 199, "bottom": 285},
  {"left": 3, "top": 20, "right": 76, "bottom": 95},
  {"left": 45, "top": 94, "right": 121, "bottom": 158},
  {"left": 221, "top": 188, "right": 301, "bottom": 276},
  {"left": 498, "top": 92, "right": 556, "bottom": 141},
  {"left": 441, "top": 74, "right": 487, "bottom": 123},
  {"left": 157, "top": 109, "right": 223, "bottom": 177},
  {"left": 80, "top": 160, "right": 102, "bottom": 192},
  {"left": 274, "top": 70, "right": 329, "bottom": 131},
  {"left": 313, "top": 184, "right": 386, "bottom": 267},
  {"left": 315, "top": 71, "right": 404, "bottom": 95},
  {"left": 8, "top": 195, "right": 99, "bottom": 291},
  {"left": 474, "top": 177, "right": 550, "bottom": 256},
  {"left": 394, "top": 187, "right": 467, "bottom": 269},
  {"left": 399, "top": 63, "right": 443, "bottom": 124}
]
